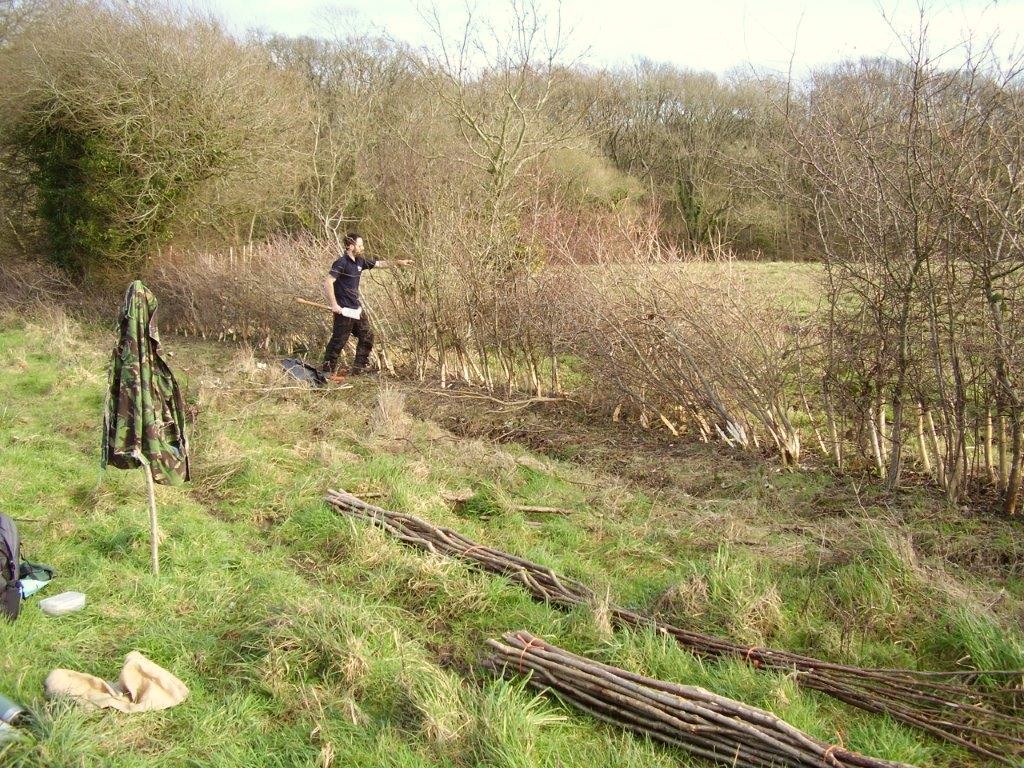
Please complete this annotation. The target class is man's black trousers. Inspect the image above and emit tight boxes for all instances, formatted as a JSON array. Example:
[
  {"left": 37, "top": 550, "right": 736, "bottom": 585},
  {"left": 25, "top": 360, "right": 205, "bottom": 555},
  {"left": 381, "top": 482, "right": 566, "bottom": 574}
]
[{"left": 323, "top": 312, "right": 374, "bottom": 372}]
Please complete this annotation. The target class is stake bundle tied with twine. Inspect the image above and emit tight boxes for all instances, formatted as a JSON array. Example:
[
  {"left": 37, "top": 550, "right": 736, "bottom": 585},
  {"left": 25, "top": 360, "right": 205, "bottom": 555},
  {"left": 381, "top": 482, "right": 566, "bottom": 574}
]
[
  {"left": 484, "top": 631, "right": 915, "bottom": 768},
  {"left": 325, "top": 489, "right": 1024, "bottom": 764}
]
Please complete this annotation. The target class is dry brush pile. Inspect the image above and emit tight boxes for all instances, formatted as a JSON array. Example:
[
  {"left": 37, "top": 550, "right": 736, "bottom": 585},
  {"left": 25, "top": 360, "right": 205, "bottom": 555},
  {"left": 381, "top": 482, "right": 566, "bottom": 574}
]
[
  {"left": 142, "top": 237, "right": 332, "bottom": 354},
  {"left": 573, "top": 244, "right": 805, "bottom": 465}
]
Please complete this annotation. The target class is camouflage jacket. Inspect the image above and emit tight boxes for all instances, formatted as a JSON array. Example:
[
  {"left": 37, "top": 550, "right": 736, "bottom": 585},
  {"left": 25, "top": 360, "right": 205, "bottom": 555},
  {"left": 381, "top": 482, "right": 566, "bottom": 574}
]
[{"left": 102, "top": 280, "right": 190, "bottom": 485}]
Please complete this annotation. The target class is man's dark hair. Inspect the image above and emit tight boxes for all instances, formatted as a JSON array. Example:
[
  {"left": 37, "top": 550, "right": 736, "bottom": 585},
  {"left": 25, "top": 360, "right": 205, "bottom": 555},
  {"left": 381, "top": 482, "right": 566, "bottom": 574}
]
[{"left": 343, "top": 232, "right": 361, "bottom": 249}]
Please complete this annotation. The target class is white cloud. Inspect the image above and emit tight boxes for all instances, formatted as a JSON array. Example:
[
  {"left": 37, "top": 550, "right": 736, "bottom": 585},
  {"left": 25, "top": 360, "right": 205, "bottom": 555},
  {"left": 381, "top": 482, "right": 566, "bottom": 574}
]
[{"left": 201, "top": 0, "right": 1024, "bottom": 74}]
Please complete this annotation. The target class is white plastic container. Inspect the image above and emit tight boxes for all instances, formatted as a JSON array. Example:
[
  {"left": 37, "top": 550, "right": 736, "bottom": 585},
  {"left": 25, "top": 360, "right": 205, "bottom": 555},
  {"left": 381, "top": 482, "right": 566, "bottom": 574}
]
[{"left": 38, "top": 591, "right": 86, "bottom": 617}]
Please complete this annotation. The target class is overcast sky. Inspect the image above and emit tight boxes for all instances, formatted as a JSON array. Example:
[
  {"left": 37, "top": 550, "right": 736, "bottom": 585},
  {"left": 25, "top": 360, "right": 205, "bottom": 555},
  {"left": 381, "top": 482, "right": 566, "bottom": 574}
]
[{"left": 202, "top": 0, "right": 1024, "bottom": 75}]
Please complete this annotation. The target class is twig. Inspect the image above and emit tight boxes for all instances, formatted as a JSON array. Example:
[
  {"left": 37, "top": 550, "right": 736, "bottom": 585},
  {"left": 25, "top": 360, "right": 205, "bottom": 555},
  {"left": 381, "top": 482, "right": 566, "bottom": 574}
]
[
  {"left": 511, "top": 504, "right": 571, "bottom": 515},
  {"left": 418, "top": 386, "right": 570, "bottom": 409},
  {"left": 354, "top": 490, "right": 386, "bottom": 499}
]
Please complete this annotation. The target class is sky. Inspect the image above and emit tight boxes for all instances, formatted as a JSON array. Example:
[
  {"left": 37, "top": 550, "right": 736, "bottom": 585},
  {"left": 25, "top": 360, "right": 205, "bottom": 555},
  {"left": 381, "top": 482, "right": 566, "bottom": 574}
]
[{"left": 202, "top": 0, "right": 1024, "bottom": 76}]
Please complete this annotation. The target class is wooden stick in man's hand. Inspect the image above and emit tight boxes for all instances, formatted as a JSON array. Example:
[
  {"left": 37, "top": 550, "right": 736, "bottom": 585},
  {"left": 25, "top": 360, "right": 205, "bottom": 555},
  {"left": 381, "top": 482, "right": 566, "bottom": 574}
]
[{"left": 296, "top": 298, "right": 334, "bottom": 312}]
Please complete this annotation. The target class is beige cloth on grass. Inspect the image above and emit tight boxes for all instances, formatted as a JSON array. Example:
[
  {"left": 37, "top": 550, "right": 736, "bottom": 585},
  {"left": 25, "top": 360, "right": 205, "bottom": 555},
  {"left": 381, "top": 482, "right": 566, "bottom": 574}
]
[{"left": 45, "top": 651, "right": 188, "bottom": 712}]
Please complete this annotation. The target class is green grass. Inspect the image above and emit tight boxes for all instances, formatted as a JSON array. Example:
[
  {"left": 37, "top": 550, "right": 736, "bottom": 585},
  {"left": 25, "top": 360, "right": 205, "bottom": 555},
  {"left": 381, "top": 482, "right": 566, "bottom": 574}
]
[
  {"left": 663, "top": 260, "right": 823, "bottom": 315},
  {"left": 0, "top": 307, "right": 1021, "bottom": 767}
]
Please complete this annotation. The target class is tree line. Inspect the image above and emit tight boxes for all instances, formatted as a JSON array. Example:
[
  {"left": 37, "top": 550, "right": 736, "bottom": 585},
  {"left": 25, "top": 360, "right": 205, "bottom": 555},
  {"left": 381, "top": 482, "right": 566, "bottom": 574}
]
[{"left": 0, "top": 0, "right": 802, "bottom": 270}]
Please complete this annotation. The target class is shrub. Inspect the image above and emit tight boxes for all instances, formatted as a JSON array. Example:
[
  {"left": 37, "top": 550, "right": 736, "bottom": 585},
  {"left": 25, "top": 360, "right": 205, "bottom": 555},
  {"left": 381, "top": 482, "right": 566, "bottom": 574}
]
[{"left": 0, "top": 1, "right": 312, "bottom": 271}]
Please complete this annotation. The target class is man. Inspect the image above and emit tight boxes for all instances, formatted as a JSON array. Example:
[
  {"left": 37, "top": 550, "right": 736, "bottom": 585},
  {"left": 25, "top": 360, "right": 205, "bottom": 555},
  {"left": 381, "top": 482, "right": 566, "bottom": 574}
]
[{"left": 321, "top": 232, "right": 409, "bottom": 380}]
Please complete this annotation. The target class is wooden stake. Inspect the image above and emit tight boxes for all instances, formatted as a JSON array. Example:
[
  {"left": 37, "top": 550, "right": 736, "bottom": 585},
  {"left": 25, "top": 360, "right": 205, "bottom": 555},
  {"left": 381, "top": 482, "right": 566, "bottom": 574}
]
[
  {"left": 917, "top": 406, "right": 932, "bottom": 476},
  {"left": 985, "top": 409, "right": 997, "bottom": 485},
  {"left": 877, "top": 396, "right": 889, "bottom": 465},
  {"left": 926, "top": 408, "right": 947, "bottom": 489},
  {"left": 144, "top": 462, "right": 159, "bottom": 577},
  {"left": 825, "top": 392, "right": 843, "bottom": 469},
  {"left": 869, "top": 415, "right": 885, "bottom": 477},
  {"left": 999, "top": 414, "right": 1009, "bottom": 490}
]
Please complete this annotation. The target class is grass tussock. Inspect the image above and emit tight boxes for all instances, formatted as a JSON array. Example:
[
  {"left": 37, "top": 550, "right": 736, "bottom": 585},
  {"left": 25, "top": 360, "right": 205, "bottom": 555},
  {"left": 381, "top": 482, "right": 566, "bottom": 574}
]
[
  {"left": 655, "top": 545, "right": 784, "bottom": 646},
  {"left": 370, "top": 383, "right": 412, "bottom": 441}
]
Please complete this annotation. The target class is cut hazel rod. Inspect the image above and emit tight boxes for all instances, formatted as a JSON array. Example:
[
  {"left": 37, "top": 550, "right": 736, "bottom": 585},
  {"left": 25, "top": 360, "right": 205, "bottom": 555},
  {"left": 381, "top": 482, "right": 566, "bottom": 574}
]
[
  {"left": 575, "top": 654, "right": 836, "bottom": 757},
  {"left": 775, "top": 673, "right": 1016, "bottom": 764},
  {"left": 327, "top": 490, "right": 594, "bottom": 603},
  {"left": 515, "top": 632, "right": 895, "bottom": 767},
  {"left": 503, "top": 638, "right": 823, "bottom": 765}
]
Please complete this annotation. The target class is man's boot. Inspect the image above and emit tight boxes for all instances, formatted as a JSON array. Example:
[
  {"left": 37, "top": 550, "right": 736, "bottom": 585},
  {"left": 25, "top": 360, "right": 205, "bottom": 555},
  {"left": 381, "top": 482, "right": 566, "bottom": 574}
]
[
  {"left": 322, "top": 361, "right": 347, "bottom": 383},
  {"left": 350, "top": 352, "right": 371, "bottom": 376}
]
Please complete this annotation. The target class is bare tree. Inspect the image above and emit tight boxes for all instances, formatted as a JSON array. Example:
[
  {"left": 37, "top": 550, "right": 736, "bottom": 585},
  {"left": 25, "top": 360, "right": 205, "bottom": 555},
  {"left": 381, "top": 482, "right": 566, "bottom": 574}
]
[{"left": 419, "top": 0, "right": 583, "bottom": 257}]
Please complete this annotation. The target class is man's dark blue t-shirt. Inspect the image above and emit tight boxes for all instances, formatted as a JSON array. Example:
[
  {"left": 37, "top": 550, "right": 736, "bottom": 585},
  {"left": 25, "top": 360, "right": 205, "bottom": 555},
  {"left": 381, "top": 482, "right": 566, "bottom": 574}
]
[{"left": 328, "top": 254, "right": 376, "bottom": 309}]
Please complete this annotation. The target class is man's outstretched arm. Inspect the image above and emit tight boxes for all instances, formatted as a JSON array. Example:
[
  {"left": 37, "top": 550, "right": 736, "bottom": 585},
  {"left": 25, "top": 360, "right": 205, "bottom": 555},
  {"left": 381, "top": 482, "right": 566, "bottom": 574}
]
[{"left": 371, "top": 259, "right": 412, "bottom": 269}]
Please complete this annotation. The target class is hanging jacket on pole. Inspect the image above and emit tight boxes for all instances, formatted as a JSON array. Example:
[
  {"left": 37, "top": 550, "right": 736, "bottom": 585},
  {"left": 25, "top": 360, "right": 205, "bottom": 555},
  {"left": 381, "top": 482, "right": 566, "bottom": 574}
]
[{"left": 101, "top": 280, "right": 190, "bottom": 485}]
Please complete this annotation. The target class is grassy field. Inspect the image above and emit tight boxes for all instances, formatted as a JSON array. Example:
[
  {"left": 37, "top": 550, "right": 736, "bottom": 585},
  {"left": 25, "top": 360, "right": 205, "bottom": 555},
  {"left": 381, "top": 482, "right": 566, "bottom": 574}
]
[
  {"left": 675, "top": 260, "right": 823, "bottom": 315},
  {"left": 1, "top": 305, "right": 1022, "bottom": 767}
]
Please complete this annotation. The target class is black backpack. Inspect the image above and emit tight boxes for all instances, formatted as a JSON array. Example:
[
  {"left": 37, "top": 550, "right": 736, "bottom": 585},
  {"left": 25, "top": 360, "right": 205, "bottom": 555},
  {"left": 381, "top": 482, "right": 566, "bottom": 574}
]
[{"left": 1, "top": 514, "right": 20, "bottom": 621}]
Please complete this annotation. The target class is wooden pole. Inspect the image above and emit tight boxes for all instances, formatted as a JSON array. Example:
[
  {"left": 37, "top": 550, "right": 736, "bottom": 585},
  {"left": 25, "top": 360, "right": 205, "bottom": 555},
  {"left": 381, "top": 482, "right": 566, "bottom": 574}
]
[
  {"left": 143, "top": 463, "right": 159, "bottom": 577},
  {"left": 296, "top": 297, "right": 334, "bottom": 312}
]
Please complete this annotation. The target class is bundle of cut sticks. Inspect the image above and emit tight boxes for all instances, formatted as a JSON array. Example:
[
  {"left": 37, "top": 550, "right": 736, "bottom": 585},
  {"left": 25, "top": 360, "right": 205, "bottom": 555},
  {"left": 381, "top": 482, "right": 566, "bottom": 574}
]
[
  {"left": 484, "top": 631, "right": 915, "bottom": 768},
  {"left": 325, "top": 489, "right": 1024, "bottom": 763}
]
